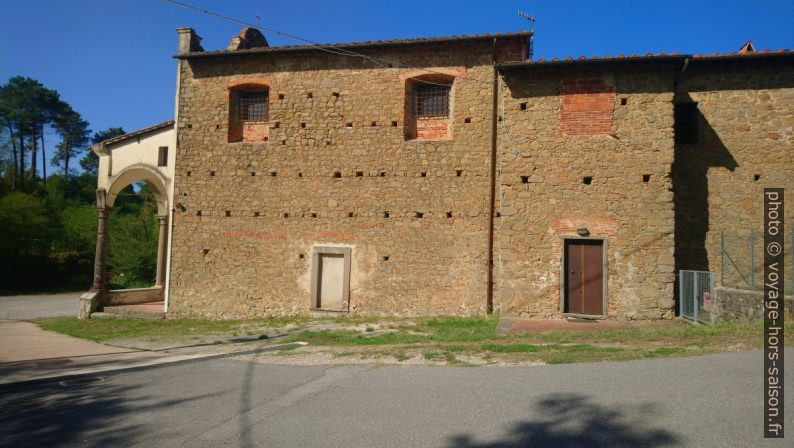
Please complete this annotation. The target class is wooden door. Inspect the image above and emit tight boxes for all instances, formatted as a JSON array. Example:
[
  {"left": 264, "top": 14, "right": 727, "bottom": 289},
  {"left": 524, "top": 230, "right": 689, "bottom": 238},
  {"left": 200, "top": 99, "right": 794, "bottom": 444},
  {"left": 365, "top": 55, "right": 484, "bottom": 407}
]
[{"left": 564, "top": 240, "right": 604, "bottom": 315}]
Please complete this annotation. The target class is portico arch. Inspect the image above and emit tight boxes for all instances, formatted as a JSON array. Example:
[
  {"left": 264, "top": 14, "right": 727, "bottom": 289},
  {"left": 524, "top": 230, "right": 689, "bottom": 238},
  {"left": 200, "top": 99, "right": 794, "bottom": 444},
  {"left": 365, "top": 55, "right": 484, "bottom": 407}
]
[
  {"left": 107, "top": 164, "right": 170, "bottom": 216},
  {"left": 78, "top": 121, "right": 175, "bottom": 319}
]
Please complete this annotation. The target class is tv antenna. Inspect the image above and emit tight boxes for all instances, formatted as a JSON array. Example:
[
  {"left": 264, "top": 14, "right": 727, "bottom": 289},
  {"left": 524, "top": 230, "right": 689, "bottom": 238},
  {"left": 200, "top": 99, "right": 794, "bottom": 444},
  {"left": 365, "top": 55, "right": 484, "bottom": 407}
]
[
  {"left": 517, "top": 10, "right": 535, "bottom": 60},
  {"left": 255, "top": 12, "right": 261, "bottom": 27}
]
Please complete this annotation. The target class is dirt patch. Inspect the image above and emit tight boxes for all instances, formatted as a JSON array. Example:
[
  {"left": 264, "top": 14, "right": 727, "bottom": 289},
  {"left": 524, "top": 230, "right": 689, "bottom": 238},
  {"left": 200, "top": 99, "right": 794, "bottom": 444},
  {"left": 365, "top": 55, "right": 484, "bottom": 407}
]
[{"left": 238, "top": 345, "right": 546, "bottom": 367}]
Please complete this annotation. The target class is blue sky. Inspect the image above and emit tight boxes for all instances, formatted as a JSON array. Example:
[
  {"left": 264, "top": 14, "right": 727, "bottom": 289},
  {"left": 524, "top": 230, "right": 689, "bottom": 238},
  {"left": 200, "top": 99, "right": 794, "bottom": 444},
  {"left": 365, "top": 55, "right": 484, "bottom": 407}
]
[{"left": 1, "top": 0, "right": 792, "bottom": 164}]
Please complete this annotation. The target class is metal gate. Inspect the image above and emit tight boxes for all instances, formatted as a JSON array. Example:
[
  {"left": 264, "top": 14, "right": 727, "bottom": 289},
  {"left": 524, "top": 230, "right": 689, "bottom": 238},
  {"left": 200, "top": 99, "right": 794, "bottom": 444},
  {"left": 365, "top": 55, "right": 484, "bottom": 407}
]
[{"left": 679, "top": 270, "right": 715, "bottom": 324}]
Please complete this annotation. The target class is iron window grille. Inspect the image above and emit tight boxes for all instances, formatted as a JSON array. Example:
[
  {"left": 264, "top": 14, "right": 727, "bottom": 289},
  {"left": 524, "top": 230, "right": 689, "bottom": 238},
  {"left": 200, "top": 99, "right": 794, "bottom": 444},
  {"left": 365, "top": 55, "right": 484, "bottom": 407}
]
[
  {"left": 239, "top": 91, "right": 269, "bottom": 122},
  {"left": 415, "top": 83, "right": 451, "bottom": 118}
]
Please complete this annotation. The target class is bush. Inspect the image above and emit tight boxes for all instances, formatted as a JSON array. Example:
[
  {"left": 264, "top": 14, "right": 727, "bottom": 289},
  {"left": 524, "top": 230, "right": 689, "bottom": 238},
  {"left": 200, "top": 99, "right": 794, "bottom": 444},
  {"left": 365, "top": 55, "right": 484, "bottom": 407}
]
[{"left": 0, "top": 179, "right": 159, "bottom": 293}]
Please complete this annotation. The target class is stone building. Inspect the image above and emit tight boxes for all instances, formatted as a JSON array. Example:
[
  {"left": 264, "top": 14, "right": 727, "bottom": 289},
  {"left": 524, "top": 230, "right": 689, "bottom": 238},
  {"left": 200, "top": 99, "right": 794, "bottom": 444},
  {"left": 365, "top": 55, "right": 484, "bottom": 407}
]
[{"left": 80, "top": 27, "right": 793, "bottom": 320}]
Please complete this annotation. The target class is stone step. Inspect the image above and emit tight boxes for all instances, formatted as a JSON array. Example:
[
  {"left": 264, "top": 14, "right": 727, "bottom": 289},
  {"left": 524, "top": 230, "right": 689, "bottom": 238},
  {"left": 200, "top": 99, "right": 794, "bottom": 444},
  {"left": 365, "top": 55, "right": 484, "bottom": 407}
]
[
  {"left": 99, "top": 306, "right": 165, "bottom": 321},
  {"left": 308, "top": 309, "right": 349, "bottom": 319}
]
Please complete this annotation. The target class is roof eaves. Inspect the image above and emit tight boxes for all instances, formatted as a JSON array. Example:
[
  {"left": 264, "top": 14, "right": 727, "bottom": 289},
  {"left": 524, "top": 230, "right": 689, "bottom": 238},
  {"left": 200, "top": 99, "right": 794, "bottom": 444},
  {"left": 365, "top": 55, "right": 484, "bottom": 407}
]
[
  {"left": 100, "top": 120, "right": 175, "bottom": 148},
  {"left": 690, "top": 50, "right": 793, "bottom": 62},
  {"left": 497, "top": 53, "right": 687, "bottom": 69},
  {"left": 175, "top": 31, "right": 532, "bottom": 59},
  {"left": 497, "top": 49, "right": 794, "bottom": 69}
]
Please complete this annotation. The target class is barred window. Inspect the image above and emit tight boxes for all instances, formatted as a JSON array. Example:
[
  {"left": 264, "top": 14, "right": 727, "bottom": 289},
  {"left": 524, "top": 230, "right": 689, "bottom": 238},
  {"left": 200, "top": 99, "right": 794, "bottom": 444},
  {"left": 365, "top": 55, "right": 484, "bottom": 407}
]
[
  {"left": 239, "top": 91, "right": 269, "bottom": 122},
  {"left": 415, "top": 84, "right": 451, "bottom": 118}
]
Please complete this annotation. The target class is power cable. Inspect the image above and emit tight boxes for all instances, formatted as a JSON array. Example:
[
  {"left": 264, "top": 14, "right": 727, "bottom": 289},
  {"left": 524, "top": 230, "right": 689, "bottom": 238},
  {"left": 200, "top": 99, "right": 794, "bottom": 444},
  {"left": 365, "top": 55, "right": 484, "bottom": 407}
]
[{"left": 155, "top": 0, "right": 500, "bottom": 86}]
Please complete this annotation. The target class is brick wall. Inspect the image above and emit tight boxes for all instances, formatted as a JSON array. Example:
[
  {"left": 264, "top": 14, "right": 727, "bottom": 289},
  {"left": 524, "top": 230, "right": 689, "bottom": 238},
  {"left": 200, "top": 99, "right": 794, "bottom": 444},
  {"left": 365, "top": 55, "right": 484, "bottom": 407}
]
[
  {"left": 558, "top": 77, "right": 616, "bottom": 135},
  {"left": 415, "top": 118, "right": 450, "bottom": 140}
]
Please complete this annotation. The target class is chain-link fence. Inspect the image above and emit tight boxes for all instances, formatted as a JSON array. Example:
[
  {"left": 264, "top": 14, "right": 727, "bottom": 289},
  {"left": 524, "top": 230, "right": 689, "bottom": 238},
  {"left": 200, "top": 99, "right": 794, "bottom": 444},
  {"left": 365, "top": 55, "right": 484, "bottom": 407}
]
[{"left": 720, "top": 224, "right": 793, "bottom": 295}]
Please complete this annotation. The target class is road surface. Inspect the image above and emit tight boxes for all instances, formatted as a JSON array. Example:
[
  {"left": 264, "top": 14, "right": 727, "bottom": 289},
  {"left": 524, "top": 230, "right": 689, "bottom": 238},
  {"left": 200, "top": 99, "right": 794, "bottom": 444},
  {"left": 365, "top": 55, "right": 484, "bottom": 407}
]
[
  {"left": 1, "top": 349, "right": 792, "bottom": 447},
  {"left": 0, "top": 292, "right": 81, "bottom": 320}
]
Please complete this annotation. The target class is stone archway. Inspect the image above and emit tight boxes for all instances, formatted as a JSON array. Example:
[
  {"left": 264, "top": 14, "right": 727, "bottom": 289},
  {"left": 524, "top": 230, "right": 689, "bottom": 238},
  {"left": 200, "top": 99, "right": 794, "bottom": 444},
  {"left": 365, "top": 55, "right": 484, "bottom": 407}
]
[
  {"left": 83, "top": 167, "right": 170, "bottom": 317},
  {"left": 78, "top": 121, "right": 175, "bottom": 319},
  {"left": 106, "top": 164, "right": 170, "bottom": 217},
  {"left": 104, "top": 165, "right": 170, "bottom": 288}
]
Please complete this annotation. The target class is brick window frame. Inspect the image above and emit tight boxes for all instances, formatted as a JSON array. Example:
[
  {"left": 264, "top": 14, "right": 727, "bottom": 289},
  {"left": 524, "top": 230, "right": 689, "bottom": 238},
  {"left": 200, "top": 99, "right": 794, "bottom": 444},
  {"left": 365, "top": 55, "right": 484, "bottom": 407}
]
[
  {"left": 227, "top": 80, "right": 271, "bottom": 143},
  {"left": 404, "top": 74, "right": 455, "bottom": 141}
]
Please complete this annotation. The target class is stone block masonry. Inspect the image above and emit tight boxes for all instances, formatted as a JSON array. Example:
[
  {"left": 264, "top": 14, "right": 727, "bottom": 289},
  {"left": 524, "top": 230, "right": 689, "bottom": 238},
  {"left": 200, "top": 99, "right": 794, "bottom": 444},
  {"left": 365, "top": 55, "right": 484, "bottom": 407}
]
[
  {"left": 673, "top": 58, "right": 794, "bottom": 279},
  {"left": 166, "top": 27, "right": 794, "bottom": 320},
  {"left": 496, "top": 65, "right": 677, "bottom": 320},
  {"left": 168, "top": 37, "right": 527, "bottom": 318}
]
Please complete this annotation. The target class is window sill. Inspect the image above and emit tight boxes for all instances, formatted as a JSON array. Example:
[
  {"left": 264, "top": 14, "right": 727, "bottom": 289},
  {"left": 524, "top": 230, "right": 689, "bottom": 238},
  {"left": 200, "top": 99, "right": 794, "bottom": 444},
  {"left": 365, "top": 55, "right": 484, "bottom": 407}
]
[
  {"left": 405, "top": 137, "right": 454, "bottom": 143},
  {"left": 227, "top": 140, "right": 271, "bottom": 145}
]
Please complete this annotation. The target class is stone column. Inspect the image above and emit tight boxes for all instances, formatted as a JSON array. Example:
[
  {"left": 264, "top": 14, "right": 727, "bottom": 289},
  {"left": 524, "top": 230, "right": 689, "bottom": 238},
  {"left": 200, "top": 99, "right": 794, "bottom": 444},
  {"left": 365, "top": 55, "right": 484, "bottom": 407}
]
[
  {"left": 92, "top": 207, "right": 109, "bottom": 291},
  {"left": 155, "top": 214, "right": 169, "bottom": 287}
]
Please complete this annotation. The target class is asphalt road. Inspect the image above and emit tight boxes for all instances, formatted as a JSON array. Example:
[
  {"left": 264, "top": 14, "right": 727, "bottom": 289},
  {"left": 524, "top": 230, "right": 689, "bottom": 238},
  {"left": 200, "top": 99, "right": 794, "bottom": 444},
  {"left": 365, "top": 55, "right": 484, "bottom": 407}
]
[
  {"left": 2, "top": 349, "right": 792, "bottom": 447},
  {"left": 0, "top": 292, "right": 81, "bottom": 320}
]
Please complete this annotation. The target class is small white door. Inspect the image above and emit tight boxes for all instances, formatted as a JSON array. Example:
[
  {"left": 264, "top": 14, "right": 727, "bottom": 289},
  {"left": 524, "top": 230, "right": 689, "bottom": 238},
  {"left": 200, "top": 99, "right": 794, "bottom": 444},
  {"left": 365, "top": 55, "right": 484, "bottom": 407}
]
[{"left": 318, "top": 253, "right": 345, "bottom": 310}]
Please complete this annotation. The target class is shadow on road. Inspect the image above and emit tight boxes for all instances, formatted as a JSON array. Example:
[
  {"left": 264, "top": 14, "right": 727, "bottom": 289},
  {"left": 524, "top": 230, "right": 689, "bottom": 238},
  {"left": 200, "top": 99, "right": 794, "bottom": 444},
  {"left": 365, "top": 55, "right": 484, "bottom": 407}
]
[
  {"left": 447, "top": 393, "right": 681, "bottom": 448},
  {"left": 0, "top": 376, "right": 222, "bottom": 447}
]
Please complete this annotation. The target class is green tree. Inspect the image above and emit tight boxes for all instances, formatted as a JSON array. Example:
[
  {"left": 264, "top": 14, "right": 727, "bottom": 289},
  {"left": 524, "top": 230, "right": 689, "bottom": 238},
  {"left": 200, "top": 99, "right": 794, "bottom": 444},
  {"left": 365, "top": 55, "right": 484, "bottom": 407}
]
[
  {"left": 37, "top": 87, "right": 63, "bottom": 183},
  {"left": 107, "top": 183, "right": 158, "bottom": 288},
  {"left": 0, "top": 192, "right": 55, "bottom": 290},
  {"left": 0, "top": 77, "right": 160, "bottom": 293},
  {"left": 51, "top": 104, "right": 90, "bottom": 177},
  {"left": 0, "top": 77, "right": 62, "bottom": 189},
  {"left": 80, "top": 127, "right": 125, "bottom": 176}
]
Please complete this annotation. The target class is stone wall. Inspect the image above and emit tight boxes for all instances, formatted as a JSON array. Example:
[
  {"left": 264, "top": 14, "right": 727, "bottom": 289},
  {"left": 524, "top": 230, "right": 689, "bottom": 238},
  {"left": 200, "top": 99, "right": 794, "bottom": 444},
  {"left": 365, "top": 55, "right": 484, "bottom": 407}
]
[
  {"left": 106, "top": 287, "right": 164, "bottom": 306},
  {"left": 712, "top": 287, "right": 793, "bottom": 322},
  {"left": 167, "top": 29, "right": 793, "bottom": 320},
  {"left": 168, "top": 38, "right": 526, "bottom": 318},
  {"left": 673, "top": 58, "right": 794, "bottom": 286},
  {"left": 496, "top": 64, "right": 678, "bottom": 319}
]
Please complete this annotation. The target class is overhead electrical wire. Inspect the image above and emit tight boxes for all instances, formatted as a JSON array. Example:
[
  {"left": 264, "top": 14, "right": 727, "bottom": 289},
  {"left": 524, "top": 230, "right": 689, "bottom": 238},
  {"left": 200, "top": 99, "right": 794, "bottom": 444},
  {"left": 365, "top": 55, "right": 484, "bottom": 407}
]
[{"left": 156, "top": 0, "right": 498, "bottom": 86}]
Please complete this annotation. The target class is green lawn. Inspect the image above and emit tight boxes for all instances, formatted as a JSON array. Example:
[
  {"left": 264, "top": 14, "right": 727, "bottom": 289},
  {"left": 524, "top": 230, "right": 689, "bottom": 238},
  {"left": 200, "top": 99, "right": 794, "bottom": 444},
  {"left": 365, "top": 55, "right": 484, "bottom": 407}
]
[
  {"left": 35, "top": 315, "right": 794, "bottom": 365},
  {"left": 36, "top": 316, "right": 308, "bottom": 343}
]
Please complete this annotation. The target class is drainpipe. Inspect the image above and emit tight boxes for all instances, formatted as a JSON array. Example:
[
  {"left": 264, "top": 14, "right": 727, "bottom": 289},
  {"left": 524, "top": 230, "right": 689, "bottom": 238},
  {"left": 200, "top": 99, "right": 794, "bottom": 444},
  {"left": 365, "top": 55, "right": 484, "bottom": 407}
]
[{"left": 486, "top": 38, "right": 499, "bottom": 314}]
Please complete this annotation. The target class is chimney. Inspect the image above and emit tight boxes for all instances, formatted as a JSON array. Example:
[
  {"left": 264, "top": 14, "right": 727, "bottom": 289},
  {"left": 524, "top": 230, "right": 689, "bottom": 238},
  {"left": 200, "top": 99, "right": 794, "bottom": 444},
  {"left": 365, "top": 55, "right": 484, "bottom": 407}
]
[{"left": 177, "top": 27, "right": 204, "bottom": 54}]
